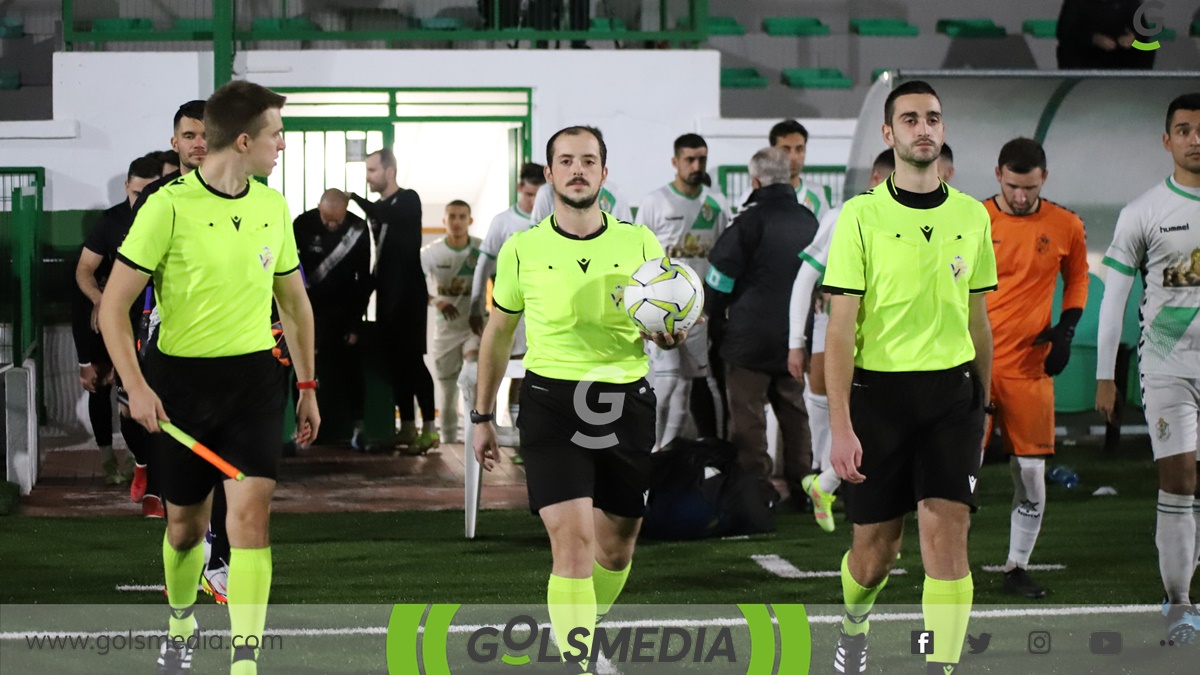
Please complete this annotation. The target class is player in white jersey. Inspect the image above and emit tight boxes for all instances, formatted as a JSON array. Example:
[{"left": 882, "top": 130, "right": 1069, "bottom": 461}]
[
  {"left": 421, "top": 200, "right": 482, "bottom": 445},
  {"left": 1096, "top": 93, "right": 1200, "bottom": 643},
  {"left": 788, "top": 150, "right": 895, "bottom": 532},
  {"left": 470, "top": 163, "right": 544, "bottom": 436},
  {"left": 637, "top": 133, "right": 730, "bottom": 448},
  {"left": 735, "top": 119, "right": 833, "bottom": 220}
]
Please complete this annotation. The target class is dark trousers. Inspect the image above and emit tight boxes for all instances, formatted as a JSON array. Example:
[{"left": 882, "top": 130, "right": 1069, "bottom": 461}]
[
  {"left": 89, "top": 385, "right": 113, "bottom": 447},
  {"left": 379, "top": 315, "right": 435, "bottom": 423},
  {"left": 725, "top": 363, "right": 812, "bottom": 490},
  {"left": 316, "top": 334, "right": 365, "bottom": 422}
]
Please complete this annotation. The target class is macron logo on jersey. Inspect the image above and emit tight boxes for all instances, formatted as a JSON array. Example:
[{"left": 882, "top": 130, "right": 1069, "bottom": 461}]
[{"left": 968, "top": 476, "right": 978, "bottom": 493}]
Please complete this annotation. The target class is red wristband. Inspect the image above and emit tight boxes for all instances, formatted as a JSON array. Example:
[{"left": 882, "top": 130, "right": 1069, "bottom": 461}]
[{"left": 296, "top": 380, "right": 318, "bottom": 390}]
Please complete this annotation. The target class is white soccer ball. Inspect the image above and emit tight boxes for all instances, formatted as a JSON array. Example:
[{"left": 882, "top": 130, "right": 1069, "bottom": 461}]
[{"left": 624, "top": 257, "right": 705, "bottom": 334}]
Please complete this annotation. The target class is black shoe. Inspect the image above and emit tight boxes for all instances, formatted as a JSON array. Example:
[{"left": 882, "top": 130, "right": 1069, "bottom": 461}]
[
  {"left": 1003, "top": 567, "right": 1047, "bottom": 598},
  {"left": 155, "top": 639, "right": 194, "bottom": 674},
  {"left": 833, "top": 629, "right": 867, "bottom": 674}
]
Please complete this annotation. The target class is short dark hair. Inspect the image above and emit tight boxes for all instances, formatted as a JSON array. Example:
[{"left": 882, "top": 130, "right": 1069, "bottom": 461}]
[
  {"left": 872, "top": 150, "right": 895, "bottom": 174},
  {"left": 997, "top": 138, "right": 1046, "bottom": 174},
  {"left": 519, "top": 162, "right": 546, "bottom": 186},
  {"left": 173, "top": 100, "right": 206, "bottom": 130},
  {"left": 446, "top": 199, "right": 471, "bottom": 212},
  {"left": 127, "top": 154, "right": 163, "bottom": 181},
  {"left": 157, "top": 149, "right": 179, "bottom": 169},
  {"left": 940, "top": 143, "right": 954, "bottom": 162},
  {"left": 203, "top": 81, "right": 287, "bottom": 153},
  {"left": 367, "top": 148, "right": 397, "bottom": 172},
  {"left": 1166, "top": 93, "right": 1200, "bottom": 133},
  {"left": 673, "top": 133, "right": 707, "bottom": 156},
  {"left": 546, "top": 126, "right": 607, "bottom": 167},
  {"left": 769, "top": 119, "right": 808, "bottom": 145},
  {"left": 884, "top": 80, "right": 941, "bottom": 126}
]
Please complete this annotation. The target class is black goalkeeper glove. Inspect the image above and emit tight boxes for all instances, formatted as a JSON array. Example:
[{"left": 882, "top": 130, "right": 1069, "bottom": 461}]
[{"left": 1033, "top": 307, "right": 1082, "bottom": 377}]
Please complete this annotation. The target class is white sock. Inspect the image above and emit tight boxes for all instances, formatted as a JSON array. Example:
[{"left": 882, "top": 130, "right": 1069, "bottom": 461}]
[
  {"left": 817, "top": 468, "right": 841, "bottom": 496},
  {"left": 1156, "top": 490, "right": 1196, "bottom": 604},
  {"left": 803, "top": 381, "right": 830, "bottom": 472},
  {"left": 1194, "top": 502, "right": 1200, "bottom": 571},
  {"left": 508, "top": 403, "right": 520, "bottom": 427},
  {"left": 1006, "top": 456, "right": 1046, "bottom": 570},
  {"left": 654, "top": 374, "right": 687, "bottom": 450},
  {"left": 437, "top": 378, "right": 459, "bottom": 443}
]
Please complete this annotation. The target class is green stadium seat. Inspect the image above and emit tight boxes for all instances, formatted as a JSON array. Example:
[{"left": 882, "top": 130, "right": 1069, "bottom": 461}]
[
  {"left": 0, "top": 68, "right": 19, "bottom": 90},
  {"left": 936, "top": 19, "right": 1007, "bottom": 38},
  {"left": 91, "top": 18, "right": 153, "bottom": 32},
  {"left": 782, "top": 68, "right": 852, "bottom": 89},
  {"left": 173, "top": 18, "right": 214, "bottom": 32},
  {"left": 763, "top": 17, "right": 831, "bottom": 37},
  {"left": 721, "top": 67, "right": 768, "bottom": 89},
  {"left": 1160, "top": 28, "right": 1177, "bottom": 41},
  {"left": 850, "top": 18, "right": 919, "bottom": 37},
  {"left": 0, "top": 17, "right": 24, "bottom": 38},
  {"left": 1022, "top": 19, "right": 1057, "bottom": 39},
  {"left": 251, "top": 17, "right": 318, "bottom": 32},
  {"left": 420, "top": 17, "right": 465, "bottom": 30},
  {"left": 1192, "top": 20, "right": 1200, "bottom": 37},
  {"left": 707, "top": 16, "right": 746, "bottom": 36},
  {"left": 590, "top": 17, "right": 628, "bottom": 31}
]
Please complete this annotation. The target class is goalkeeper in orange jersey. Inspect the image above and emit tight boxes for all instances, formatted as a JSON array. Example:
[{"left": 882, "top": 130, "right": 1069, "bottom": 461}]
[{"left": 984, "top": 138, "right": 1088, "bottom": 599}]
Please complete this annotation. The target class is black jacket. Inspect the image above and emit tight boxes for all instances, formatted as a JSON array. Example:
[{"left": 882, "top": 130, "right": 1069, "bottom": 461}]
[
  {"left": 293, "top": 209, "right": 372, "bottom": 343},
  {"left": 350, "top": 189, "right": 425, "bottom": 320},
  {"left": 1056, "top": 0, "right": 1155, "bottom": 69},
  {"left": 705, "top": 183, "right": 818, "bottom": 374}
]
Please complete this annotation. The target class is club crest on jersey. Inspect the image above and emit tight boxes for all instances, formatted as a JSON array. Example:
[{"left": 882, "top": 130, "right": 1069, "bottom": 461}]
[
  {"left": 1036, "top": 234, "right": 1050, "bottom": 254},
  {"left": 599, "top": 191, "right": 615, "bottom": 213},
  {"left": 610, "top": 284, "right": 625, "bottom": 308},
  {"left": 1157, "top": 417, "right": 1171, "bottom": 441},
  {"left": 949, "top": 255, "right": 968, "bottom": 282},
  {"left": 259, "top": 246, "right": 274, "bottom": 271},
  {"left": 701, "top": 202, "right": 714, "bottom": 223}
]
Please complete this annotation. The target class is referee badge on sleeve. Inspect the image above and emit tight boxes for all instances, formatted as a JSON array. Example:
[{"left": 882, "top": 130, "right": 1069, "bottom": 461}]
[
  {"left": 259, "top": 246, "right": 275, "bottom": 271},
  {"left": 950, "top": 255, "right": 967, "bottom": 282}
]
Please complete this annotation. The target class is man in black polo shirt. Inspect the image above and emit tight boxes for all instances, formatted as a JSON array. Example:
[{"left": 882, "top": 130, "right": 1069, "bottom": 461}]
[
  {"left": 294, "top": 189, "right": 371, "bottom": 449},
  {"left": 348, "top": 148, "right": 438, "bottom": 452}
]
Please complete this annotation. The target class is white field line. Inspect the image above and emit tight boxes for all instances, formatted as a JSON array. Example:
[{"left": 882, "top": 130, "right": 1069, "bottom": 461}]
[
  {"left": 1, "top": 604, "right": 1161, "bottom": 642},
  {"left": 981, "top": 564, "right": 1067, "bottom": 573},
  {"left": 752, "top": 554, "right": 907, "bottom": 579}
]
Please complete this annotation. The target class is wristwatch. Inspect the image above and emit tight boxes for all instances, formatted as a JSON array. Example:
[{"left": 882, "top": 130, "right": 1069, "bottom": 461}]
[{"left": 470, "top": 409, "right": 495, "bottom": 424}]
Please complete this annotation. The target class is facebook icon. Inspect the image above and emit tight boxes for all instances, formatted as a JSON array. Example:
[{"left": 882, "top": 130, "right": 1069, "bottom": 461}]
[{"left": 911, "top": 631, "right": 935, "bottom": 655}]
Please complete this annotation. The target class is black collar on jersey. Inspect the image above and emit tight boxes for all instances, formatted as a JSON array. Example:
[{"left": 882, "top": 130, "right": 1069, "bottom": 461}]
[
  {"left": 194, "top": 169, "right": 250, "bottom": 200},
  {"left": 989, "top": 195, "right": 1042, "bottom": 216},
  {"left": 550, "top": 212, "right": 608, "bottom": 241},
  {"left": 886, "top": 174, "right": 947, "bottom": 209}
]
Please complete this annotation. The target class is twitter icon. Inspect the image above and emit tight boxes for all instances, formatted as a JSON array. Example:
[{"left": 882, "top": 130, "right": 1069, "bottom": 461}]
[{"left": 967, "top": 633, "right": 992, "bottom": 654}]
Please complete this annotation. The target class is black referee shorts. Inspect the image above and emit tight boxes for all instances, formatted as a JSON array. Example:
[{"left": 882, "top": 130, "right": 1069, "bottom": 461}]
[
  {"left": 144, "top": 350, "right": 286, "bottom": 506},
  {"left": 517, "top": 370, "right": 656, "bottom": 518},
  {"left": 842, "top": 363, "right": 985, "bottom": 525}
]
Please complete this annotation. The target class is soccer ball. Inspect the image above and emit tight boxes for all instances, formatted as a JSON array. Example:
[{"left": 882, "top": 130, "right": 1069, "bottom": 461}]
[{"left": 624, "top": 257, "right": 705, "bottom": 334}]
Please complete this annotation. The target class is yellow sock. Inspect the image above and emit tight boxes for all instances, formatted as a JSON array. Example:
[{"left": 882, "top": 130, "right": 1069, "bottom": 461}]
[
  {"left": 547, "top": 574, "right": 596, "bottom": 669},
  {"left": 841, "top": 551, "right": 887, "bottom": 636},
  {"left": 923, "top": 574, "right": 973, "bottom": 665},
  {"left": 228, "top": 547, "right": 272, "bottom": 674},
  {"left": 592, "top": 561, "right": 630, "bottom": 619},
  {"left": 162, "top": 531, "right": 204, "bottom": 641}
]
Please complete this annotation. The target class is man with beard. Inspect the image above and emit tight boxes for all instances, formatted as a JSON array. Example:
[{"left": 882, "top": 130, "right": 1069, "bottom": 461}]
[
  {"left": 984, "top": 138, "right": 1088, "bottom": 599},
  {"left": 348, "top": 149, "right": 438, "bottom": 453},
  {"left": 636, "top": 133, "right": 729, "bottom": 448},
  {"left": 473, "top": 126, "right": 682, "bottom": 673},
  {"left": 736, "top": 119, "right": 832, "bottom": 219},
  {"left": 822, "top": 81, "right": 996, "bottom": 675}
]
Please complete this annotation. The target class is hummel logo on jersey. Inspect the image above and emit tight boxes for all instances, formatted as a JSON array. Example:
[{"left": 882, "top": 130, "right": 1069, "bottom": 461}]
[
  {"left": 577, "top": 258, "right": 591, "bottom": 273},
  {"left": 231, "top": 216, "right": 242, "bottom": 231},
  {"left": 1160, "top": 223, "right": 1191, "bottom": 233},
  {"left": 968, "top": 476, "right": 978, "bottom": 493},
  {"left": 921, "top": 225, "right": 934, "bottom": 242},
  {"left": 436, "top": 263, "right": 451, "bottom": 268}
]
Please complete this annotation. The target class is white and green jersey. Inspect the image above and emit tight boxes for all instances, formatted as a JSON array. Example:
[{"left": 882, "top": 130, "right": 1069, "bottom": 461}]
[
  {"left": 480, "top": 205, "right": 533, "bottom": 259},
  {"left": 1102, "top": 177, "right": 1200, "bottom": 377},
  {"left": 637, "top": 183, "right": 730, "bottom": 279},
  {"left": 530, "top": 181, "right": 633, "bottom": 223},
  {"left": 421, "top": 235, "right": 481, "bottom": 344},
  {"left": 737, "top": 178, "right": 832, "bottom": 220}
]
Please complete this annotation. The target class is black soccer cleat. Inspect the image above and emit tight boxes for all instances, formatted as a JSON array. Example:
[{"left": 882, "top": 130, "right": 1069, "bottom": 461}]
[
  {"left": 1003, "top": 567, "right": 1047, "bottom": 599},
  {"left": 155, "top": 639, "right": 194, "bottom": 675},
  {"left": 833, "top": 629, "right": 868, "bottom": 674}
]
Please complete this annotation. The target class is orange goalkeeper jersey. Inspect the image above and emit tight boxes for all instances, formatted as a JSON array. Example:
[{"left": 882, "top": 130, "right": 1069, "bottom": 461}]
[{"left": 985, "top": 197, "right": 1089, "bottom": 379}]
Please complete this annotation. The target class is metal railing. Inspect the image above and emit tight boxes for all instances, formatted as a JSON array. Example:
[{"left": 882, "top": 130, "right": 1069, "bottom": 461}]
[
  {"left": 0, "top": 169, "right": 44, "bottom": 373},
  {"left": 62, "top": 0, "right": 712, "bottom": 50}
]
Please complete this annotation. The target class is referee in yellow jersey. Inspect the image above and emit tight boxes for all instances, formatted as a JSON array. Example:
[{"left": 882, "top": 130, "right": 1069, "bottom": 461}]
[
  {"left": 100, "top": 81, "right": 319, "bottom": 675},
  {"left": 821, "top": 81, "right": 997, "bottom": 675},
  {"left": 474, "top": 126, "right": 684, "bottom": 673}
]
